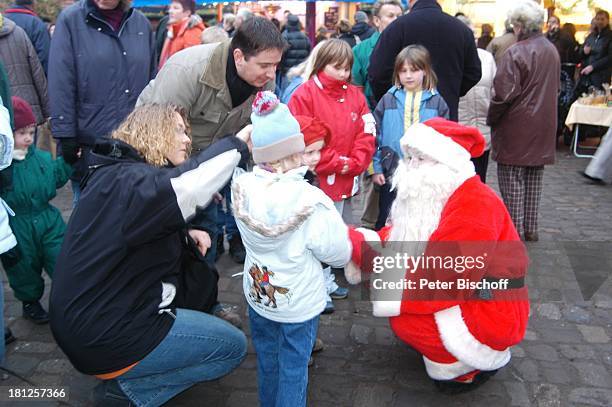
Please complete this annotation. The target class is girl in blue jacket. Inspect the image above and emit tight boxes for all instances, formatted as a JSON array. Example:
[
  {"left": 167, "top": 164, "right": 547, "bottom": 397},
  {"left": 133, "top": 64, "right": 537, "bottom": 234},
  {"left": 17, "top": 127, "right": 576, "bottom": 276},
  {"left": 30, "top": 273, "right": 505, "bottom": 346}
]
[{"left": 372, "top": 45, "right": 450, "bottom": 230}]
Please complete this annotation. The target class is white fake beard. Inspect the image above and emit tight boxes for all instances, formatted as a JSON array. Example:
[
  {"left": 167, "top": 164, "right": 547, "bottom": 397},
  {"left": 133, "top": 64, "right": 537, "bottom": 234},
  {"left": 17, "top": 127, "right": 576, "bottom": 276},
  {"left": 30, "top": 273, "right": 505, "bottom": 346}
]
[{"left": 387, "top": 160, "right": 473, "bottom": 243}]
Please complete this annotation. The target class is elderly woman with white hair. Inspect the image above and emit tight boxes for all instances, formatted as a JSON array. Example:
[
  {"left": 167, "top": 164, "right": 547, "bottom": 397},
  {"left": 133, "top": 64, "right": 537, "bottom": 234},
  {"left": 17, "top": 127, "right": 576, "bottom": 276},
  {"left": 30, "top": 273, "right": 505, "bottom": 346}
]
[{"left": 487, "top": 0, "right": 560, "bottom": 242}]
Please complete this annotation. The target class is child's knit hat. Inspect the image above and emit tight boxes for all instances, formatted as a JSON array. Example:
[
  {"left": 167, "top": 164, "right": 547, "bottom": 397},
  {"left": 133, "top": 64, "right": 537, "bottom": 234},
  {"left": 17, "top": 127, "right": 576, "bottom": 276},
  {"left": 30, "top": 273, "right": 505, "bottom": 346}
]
[
  {"left": 294, "top": 115, "right": 331, "bottom": 147},
  {"left": 251, "top": 91, "right": 304, "bottom": 164},
  {"left": 12, "top": 96, "right": 36, "bottom": 131}
]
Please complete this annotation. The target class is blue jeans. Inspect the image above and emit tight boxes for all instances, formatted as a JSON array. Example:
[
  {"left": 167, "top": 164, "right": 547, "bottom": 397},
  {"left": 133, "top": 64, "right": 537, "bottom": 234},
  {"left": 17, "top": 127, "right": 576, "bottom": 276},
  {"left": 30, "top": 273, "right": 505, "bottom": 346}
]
[
  {"left": 117, "top": 308, "right": 247, "bottom": 407},
  {"left": 249, "top": 307, "right": 319, "bottom": 407},
  {"left": 216, "top": 183, "right": 238, "bottom": 240}
]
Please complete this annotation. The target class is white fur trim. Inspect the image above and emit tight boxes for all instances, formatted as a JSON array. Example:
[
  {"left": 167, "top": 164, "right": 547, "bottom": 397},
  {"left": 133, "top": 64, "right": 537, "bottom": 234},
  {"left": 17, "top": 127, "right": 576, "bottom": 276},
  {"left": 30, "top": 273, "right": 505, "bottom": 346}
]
[
  {"left": 345, "top": 261, "right": 363, "bottom": 285},
  {"left": 400, "top": 123, "right": 471, "bottom": 172},
  {"left": 434, "top": 305, "right": 511, "bottom": 371},
  {"left": 422, "top": 356, "right": 476, "bottom": 380},
  {"left": 372, "top": 300, "right": 401, "bottom": 317},
  {"left": 356, "top": 227, "right": 381, "bottom": 243}
]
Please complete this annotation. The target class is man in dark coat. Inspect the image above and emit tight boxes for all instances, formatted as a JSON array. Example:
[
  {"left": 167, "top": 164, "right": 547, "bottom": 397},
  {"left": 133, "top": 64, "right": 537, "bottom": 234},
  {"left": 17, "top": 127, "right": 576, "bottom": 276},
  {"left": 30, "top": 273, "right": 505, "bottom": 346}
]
[
  {"left": 280, "top": 14, "right": 311, "bottom": 74},
  {"left": 368, "top": 0, "right": 481, "bottom": 121},
  {"left": 350, "top": 11, "right": 375, "bottom": 44},
  {"left": 579, "top": 9, "right": 611, "bottom": 91},
  {"left": 48, "top": 0, "right": 156, "bottom": 206},
  {"left": 4, "top": 0, "right": 50, "bottom": 74}
]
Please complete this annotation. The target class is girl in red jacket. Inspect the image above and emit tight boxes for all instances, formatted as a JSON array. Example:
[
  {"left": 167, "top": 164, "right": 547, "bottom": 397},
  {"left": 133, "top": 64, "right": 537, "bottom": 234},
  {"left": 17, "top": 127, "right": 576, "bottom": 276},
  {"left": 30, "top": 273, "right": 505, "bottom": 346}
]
[{"left": 288, "top": 39, "right": 376, "bottom": 224}]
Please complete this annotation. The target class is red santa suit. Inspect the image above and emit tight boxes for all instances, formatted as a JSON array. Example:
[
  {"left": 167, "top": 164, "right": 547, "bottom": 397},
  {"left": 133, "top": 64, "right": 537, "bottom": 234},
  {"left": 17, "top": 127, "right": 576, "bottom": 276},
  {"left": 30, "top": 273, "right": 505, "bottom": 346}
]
[{"left": 347, "top": 118, "right": 530, "bottom": 384}]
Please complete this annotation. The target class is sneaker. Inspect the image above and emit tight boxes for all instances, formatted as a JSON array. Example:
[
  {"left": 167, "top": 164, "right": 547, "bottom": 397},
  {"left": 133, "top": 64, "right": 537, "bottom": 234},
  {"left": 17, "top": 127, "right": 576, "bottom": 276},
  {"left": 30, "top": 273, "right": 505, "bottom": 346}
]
[
  {"left": 321, "top": 300, "right": 334, "bottom": 314},
  {"left": 213, "top": 303, "right": 243, "bottom": 329},
  {"left": 330, "top": 286, "right": 349, "bottom": 300},
  {"left": 215, "top": 234, "right": 225, "bottom": 261},
  {"left": 312, "top": 337, "right": 324, "bottom": 353},
  {"left": 524, "top": 232, "right": 539, "bottom": 242},
  {"left": 93, "top": 380, "right": 134, "bottom": 407},
  {"left": 229, "top": 235, "right": 246, "bottom": 264},
  {"left": 4, "top": 328, "right": 16, "bottom": 345},
  {"left": 22, "top": 301, "right": 49, "bottom": 324}
]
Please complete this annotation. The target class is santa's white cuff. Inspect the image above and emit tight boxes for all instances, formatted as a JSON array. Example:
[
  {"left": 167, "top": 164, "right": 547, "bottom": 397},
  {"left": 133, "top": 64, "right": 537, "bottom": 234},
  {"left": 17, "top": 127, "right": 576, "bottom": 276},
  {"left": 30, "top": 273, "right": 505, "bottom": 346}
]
[
  {"left": 434, "top": 305, "right": 511, "bottom": 372},
  {"left": 422, "top": 356, "right": 476, "bottom": 380},
  {"left": 372, "top": 300, "right": 401, "bottom": 317}
]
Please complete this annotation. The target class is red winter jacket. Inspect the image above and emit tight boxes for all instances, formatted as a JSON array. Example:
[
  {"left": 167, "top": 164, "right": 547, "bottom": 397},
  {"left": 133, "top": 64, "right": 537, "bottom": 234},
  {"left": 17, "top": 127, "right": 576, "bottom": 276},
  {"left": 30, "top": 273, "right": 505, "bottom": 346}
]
[{"left": 288, "top": 71, "right": 375, "bottom": 202}]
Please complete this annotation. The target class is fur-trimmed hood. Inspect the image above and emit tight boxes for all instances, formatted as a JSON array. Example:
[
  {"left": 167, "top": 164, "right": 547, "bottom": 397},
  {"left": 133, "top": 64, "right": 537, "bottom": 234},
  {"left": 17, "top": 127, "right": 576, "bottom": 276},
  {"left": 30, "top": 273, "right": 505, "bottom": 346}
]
[{"left": 232, "top": 166, "right": 335, "bottom": 240}]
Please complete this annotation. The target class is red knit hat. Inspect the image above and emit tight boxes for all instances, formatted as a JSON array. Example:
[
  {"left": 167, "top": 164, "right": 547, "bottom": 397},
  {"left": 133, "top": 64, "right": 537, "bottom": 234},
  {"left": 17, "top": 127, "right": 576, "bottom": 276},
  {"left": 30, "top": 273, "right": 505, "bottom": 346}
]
[
  {"left": 400, "top": 118, "right": 485, "bottom": 171},
  {"left": 294, "top": 115, "right": 331, "bottom": 147},
  {"left": 12, "top": 96, "right": 36, "bottom": 131}
]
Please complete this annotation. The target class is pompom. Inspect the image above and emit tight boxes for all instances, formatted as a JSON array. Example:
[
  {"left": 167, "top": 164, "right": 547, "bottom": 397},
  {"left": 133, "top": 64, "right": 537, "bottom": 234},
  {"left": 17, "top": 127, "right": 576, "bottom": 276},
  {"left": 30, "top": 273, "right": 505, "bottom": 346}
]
[{"left": 252, "top": 91, "right": 280, "bottom": 116}]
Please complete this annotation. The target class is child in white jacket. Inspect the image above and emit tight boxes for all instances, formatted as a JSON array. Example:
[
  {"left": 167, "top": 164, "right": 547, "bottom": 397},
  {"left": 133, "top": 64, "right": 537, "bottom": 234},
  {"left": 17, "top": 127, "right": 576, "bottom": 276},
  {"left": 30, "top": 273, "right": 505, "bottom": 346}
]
[{"left": 232, "top": 91, "right": 351, "bottom": 407}]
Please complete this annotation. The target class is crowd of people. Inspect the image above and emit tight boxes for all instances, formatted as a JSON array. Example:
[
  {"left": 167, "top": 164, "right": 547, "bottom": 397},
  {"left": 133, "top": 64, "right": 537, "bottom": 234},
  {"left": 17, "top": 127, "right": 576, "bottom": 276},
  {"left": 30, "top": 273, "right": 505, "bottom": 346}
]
[{"left": 0, "top": 0, "right": 610, "bottom": 405}]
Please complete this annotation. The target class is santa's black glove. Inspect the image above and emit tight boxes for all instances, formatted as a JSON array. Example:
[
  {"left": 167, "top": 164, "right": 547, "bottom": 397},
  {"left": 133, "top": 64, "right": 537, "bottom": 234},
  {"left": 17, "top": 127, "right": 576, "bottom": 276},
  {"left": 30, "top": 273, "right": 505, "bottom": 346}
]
[{"left": 60, "top": 138, "right": 80, "bottom": 165}]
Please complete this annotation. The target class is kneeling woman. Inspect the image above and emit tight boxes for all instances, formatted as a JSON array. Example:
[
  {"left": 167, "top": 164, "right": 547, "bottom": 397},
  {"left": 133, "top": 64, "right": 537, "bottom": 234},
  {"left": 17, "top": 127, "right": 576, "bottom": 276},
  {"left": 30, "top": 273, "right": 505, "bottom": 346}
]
[{"left": 49, "top": 105, "right": 249, "bottom": 406}]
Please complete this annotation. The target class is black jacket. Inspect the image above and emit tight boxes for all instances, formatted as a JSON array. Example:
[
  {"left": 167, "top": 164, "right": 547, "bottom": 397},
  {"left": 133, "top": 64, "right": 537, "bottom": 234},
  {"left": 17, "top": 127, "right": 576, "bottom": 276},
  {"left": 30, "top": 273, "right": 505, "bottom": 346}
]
[
  {"left": 281, "top": 17, "right": 311, "bottom": 73},
  {"left": 581, "top": 26, "right": 612, "bottom": 89},
  {"left": 338, "top": 23, "right": 375, "bottom": 49},
  {"left": 49, "top": 136, "right": 248, "bottom": 375},
  {"left": 368, "top": 0, "right": 481, "bottom": 121}
]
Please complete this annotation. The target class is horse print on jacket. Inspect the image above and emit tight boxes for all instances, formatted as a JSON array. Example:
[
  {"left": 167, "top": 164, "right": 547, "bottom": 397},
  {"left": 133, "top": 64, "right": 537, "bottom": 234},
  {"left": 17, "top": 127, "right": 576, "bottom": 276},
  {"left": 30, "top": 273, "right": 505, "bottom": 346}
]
[{"left": 248, "top": 264, "right": 290, "bottom": 308}]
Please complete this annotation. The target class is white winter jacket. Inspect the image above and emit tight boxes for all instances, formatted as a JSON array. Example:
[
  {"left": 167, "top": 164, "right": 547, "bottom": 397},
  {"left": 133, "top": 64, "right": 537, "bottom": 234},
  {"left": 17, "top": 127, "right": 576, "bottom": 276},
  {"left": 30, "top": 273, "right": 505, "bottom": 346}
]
[
  {"left": 458, "top": 49, "right": 496, "bottom": 150},
  {"left": 232, "top": 166, "right": 352, "bottom": 323},
  {"left": 0, "top": 102, "right": 16, "bottom": 254}
]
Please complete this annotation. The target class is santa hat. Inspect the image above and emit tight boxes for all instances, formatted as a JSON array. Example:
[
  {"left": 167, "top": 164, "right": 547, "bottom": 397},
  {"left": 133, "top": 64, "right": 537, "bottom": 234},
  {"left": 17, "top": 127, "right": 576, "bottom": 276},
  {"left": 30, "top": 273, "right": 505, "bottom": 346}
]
[
  {"left": 294, "top": 115, "right": 331, "bottom": 147},
  {"left": 250, "top": 91, "right": 305, "bottom": 164},
  {"left": 400, "top": 118, "right": 485, "bottom": 171},
  {"left": 12, "top": 96, "right": 36, "bottom": 131}
]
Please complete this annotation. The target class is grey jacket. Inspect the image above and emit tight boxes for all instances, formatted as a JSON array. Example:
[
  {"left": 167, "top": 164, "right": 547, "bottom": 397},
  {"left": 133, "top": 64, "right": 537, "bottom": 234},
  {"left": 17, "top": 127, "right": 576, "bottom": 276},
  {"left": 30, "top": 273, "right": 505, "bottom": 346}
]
[
  {"left": 137, "top": 41, "right": 274, "bottom": 149},
  {"left": 0, "top": 16, "right": 48, "bottom": 124}
]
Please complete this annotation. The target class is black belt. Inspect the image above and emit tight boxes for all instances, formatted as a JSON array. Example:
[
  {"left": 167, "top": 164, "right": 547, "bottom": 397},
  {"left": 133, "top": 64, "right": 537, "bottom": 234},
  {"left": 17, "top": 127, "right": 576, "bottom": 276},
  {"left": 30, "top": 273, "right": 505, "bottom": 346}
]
[{"left": 476, "top": 276, "right": 525, "bottom": 300}]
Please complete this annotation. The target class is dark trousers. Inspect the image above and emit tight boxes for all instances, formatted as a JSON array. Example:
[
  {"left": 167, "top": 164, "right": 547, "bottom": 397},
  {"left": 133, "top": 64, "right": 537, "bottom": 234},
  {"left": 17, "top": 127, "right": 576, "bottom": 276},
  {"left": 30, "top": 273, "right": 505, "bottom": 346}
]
[{"left": 376, "top": 182, "right": 396, "bottom": 230}]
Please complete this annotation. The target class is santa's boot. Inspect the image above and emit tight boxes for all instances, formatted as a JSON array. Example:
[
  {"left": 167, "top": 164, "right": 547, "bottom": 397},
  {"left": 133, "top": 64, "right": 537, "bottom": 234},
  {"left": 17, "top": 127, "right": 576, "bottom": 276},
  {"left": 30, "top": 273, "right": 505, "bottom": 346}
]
[{"left": 433, "top": 369, "right": 498, "bottom": 395}]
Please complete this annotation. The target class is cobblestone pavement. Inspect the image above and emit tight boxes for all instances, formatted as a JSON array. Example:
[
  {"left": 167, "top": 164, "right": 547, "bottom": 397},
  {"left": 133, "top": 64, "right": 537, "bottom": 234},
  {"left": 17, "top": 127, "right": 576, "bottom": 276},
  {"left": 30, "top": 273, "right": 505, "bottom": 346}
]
[{"left": 1, "top": 146, "right": 611, "bottom": 407}]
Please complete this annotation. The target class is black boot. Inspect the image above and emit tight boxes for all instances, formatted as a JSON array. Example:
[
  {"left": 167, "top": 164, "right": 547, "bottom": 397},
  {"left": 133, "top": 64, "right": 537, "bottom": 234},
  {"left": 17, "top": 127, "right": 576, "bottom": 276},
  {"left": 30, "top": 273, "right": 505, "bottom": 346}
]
[
  {"left": 433, "top": 369, "right": 498, "bottom": 395},
  {"left": 229, "top": 235, "right": 246, "bottom": 264},
  {"left": 22, "top": 301, "right": 49, "bottom": 324},
  {"left": 4, "top": 327, "right": 16, "bottom": 345}
]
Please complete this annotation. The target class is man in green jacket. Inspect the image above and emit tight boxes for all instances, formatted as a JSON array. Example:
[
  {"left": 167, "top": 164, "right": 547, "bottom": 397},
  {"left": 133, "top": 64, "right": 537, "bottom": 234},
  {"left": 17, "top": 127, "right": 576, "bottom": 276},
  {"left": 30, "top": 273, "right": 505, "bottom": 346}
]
[{"left": 352, "top": 0, "right": 403, "bottom": 230}]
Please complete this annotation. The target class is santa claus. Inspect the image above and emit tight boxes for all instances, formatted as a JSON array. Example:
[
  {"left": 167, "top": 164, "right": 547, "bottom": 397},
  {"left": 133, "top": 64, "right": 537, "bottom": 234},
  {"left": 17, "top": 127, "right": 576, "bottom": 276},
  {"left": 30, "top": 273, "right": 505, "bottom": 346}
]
[{"left": 347, "top": 118, "right": 530, "bottom": 394}]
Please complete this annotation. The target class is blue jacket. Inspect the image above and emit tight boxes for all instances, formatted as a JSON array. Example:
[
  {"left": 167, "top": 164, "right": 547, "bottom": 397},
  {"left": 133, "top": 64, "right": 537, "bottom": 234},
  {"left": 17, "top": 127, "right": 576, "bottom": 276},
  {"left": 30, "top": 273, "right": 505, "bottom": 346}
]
[
  {"left": 48, "top": 0, "right": 156, "bottom": 146},
  {"left": 4, "top": 5, "right": 50, "bottom": 74},
  {"left": 372, "top": 87, "right": 449, "bottom": 174}
]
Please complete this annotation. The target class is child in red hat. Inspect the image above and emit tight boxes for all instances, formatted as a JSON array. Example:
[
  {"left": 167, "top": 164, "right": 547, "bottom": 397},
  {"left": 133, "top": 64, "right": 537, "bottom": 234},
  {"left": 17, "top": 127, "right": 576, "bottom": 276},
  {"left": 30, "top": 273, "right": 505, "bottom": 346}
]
[
  {"left": 295, "top": 115, "right": 350, "bottom": 314},
  {"left": 0, "top": 97, "right": 72, "bottom": 324}
]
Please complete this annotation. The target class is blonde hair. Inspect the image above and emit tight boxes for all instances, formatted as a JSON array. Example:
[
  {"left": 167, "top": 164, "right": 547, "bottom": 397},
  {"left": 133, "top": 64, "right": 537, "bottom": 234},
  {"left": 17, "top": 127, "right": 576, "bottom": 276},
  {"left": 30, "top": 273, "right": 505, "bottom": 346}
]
[
  {"left": 393, "top": 45, "right": 437, "bottom": 91},
  {"left": 309, "top": 39, "right": 354, "bottom": 80},
  {"left": 111, "top": 105, "right": 191, "bottom": 167}
]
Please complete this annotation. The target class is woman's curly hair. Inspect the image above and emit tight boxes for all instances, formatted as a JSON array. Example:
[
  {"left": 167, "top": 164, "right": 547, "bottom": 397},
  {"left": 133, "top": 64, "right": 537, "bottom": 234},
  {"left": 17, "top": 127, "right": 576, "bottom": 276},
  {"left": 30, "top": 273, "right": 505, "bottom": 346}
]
[{"left": 111, "top": 104, "right": 191, "bottom": 167}]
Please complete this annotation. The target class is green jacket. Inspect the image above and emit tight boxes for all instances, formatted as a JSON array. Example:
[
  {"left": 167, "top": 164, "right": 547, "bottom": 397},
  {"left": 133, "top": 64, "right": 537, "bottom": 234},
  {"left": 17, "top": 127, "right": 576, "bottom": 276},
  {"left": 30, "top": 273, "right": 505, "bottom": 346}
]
[
  {"left": 1, "top": 146, "right": 71, "bottom": 216},
  {"left": 137, "top": 41, "right": 274, "bottom": 149},
  {"left": 352, "top": 31, "right": 380, "bottom": 112}
]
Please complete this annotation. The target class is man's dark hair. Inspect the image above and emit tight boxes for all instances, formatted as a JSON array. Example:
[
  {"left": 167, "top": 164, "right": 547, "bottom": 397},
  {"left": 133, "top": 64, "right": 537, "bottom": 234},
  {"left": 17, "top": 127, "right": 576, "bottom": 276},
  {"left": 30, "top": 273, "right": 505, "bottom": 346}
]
[{"left": 231, "top": 17, "right": 287, "bottom": 59}]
